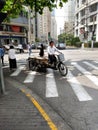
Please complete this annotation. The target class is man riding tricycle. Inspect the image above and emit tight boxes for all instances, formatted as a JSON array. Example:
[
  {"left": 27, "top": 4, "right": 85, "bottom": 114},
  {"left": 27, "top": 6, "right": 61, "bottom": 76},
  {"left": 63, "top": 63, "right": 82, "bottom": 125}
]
[{"left": 28, "top": 41, "right": 68, "bottom": 76}]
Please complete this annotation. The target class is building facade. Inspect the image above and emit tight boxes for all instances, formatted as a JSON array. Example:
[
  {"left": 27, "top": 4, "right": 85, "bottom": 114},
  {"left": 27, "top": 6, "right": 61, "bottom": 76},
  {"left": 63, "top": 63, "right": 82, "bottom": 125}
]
[
  {"left": 0, "top": 12, "right": 27, "bottom": 47},
  {"left": 37, "top": 7, "right": 51, "bottom": 42},
  {"left": 63, "top": 0, "right": 75, "bottom": 35},
  {"left": 75, "top": 0, "right": 98, "bottom": 42},
  {"left": 51, "top": 10, "right": 57, "bottom": 41},
  {"left": 0, "top": 7, "right": 34, "bottom": 48},
  {"left": 66, "top": 0, "right": 75, "bottom": 34}
]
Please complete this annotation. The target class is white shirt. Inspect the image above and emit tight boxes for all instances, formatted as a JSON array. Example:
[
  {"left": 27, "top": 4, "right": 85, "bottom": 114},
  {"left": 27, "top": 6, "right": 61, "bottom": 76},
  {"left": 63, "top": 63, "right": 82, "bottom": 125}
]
[
  {"left": 18, "top": 44, "right": 22, "bottom": 49},
  {"left": 8, "top": 49, "right": 16, "bottom": 59},
  {"left": 47, "top": 45, "right": 60, "bottom": 55},
  {"left": 27, "top": 44, "right": 31, "bottom": 50}
]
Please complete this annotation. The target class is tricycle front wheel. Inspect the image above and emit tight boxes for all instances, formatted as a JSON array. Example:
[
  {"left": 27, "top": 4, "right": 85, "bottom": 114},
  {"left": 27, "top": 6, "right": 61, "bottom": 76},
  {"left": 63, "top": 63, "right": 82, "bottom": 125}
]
[{"left": 58, "top": 63, "right": 68, "bottom": 76}]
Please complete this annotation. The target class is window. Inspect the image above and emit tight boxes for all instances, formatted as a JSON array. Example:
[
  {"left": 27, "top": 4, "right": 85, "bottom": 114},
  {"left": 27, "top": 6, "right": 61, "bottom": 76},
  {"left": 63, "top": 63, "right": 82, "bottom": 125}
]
[
  {"left": 77, "top": 0, "right": 79, "bottom": 8},
  {"left": 82, "top": 0, "right": 86, "bottom": 4},
  {"left": 90, "top": 15, "right": 96, "bottom": 22},
  {"left": 81, "top": 18, "right": 85, "bottom": 25},
  {"left": 0, "top": 25, "right": 3, "bottom": 31},
  {"left": 80, "top": 9, "right": 85, "bottom": 17},
  {"left": 89, "top": 4, "right": 97, "bottom": 13}
]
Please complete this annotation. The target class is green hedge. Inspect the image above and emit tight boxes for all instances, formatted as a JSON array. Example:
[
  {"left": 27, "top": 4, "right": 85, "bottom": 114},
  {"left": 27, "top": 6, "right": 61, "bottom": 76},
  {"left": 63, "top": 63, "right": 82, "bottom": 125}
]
[
  {"left": 66, "top": 37, "right": 81, "bottom": 47},
  {"left": 88, "top": 42, "right": 98, "bottom": 48},
  {"left": 75, "top": 42, "right": 82, "bottom": 47}
]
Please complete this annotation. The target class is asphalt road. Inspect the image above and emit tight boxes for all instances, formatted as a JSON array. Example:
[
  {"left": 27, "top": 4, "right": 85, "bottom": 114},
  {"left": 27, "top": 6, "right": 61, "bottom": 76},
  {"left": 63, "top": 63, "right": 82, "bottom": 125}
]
[{"left": 3, "top": 48, "right": 98, "bottom": 130}]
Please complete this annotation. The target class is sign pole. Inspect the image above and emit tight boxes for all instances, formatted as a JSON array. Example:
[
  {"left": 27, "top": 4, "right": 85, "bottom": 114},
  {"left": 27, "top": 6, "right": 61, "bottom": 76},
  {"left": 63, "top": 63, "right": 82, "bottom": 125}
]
[
  {"left": 0, "top": 0, "right": 7, "bottom": 94},
  {"left": 0, "top": 56, "right": 5, "bottom": 94}
]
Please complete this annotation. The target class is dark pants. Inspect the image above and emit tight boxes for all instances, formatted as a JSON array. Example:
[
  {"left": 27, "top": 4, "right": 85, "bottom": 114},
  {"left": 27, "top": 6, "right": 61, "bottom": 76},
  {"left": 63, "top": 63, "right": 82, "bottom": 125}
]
[
  {"left": 1, "top": 56, "right": 4, "bottom": 65},
  {"left": 48, "top": 54, "right": 56, "bottom": 64},
  {"left": 39, "top": 48, "right": 44, "bottom": 57},
  {"left": 9, "top": 58, "right": 17, "bottom": 70},
  {"left": 19, "top": 49, "right": 24, "bottom": 53},
  {"left": 19, "top": 49, "right": 22, "bottom": 53}
]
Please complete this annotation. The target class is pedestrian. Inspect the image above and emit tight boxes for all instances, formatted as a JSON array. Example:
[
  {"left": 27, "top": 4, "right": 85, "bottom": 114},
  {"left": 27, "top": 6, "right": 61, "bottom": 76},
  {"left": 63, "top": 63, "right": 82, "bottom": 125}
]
[
  {"left": 8, "top": 45, "right": 17, "bottom": 70},
  {"left": 18, "top": 44, "right": 23, "bottom": 53},
  {"left": 39, "top": 43, "right": 44, "bottom": 57},
  {"left": 27, "top": 43, "right": 32, "bottom": 56},
  {"left": 0, "top": 45, "right": 5, "bottom": 65}
]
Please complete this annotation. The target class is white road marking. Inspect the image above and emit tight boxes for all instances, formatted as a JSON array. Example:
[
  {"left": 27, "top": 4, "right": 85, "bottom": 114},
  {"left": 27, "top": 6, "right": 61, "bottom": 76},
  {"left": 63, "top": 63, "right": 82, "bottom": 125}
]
[
  {"left": 10, "top": 65, "right": 25, "bottom": 76},
  {"left": 24, "top": 71, "right": 36, "bottom": 83},
  {"left": 2, "top": 65, "right": 9, "bottom": 69},
  {"left": 46, "top": 69, "right": 58, "bottom": 98},
  {"left": 71, "top": 62, "right": 98, "bottom": 86},
  {"left": 67, "top": 71, "right": 92, "bottom": 101},
  {"left": 83, "top": 61, "right": 98, "bottom": 70},
  {"left": 94, "top": 61, "right": 98, "bottom": 64}
]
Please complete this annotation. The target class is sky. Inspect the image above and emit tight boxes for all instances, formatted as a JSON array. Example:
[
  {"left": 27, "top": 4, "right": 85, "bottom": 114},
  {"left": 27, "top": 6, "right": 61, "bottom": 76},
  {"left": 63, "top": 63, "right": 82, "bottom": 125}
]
[{"left": 55, "top": 3, "right": 68, "bottom": 35}]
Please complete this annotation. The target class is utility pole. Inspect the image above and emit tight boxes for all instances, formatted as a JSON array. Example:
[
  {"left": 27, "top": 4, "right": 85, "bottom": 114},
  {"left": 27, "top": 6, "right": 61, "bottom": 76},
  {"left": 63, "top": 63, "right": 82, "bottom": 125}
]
[
  {"left": 85, "top": 0, "right": 89, "bottom": 43},
  {"left": 91, "top": 15, "right": 96, "bottom": 49}
]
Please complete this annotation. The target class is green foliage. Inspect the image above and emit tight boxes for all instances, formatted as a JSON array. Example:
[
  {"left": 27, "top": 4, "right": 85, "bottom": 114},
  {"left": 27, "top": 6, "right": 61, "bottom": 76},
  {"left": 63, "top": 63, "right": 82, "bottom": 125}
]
[
  {"left": 71, "top": 37, "right": 80, "bottom": 46},
  {"left": 58, "top": 33, "right": 66, "bottom": 43},
  {"left": 65, "top": 34, "right": 74, "bottom": 45},
  {"left": 0, "top": 0, "right": 68, "bottom": 21},
  {"left": 35, "top": 38, "right": 40, "bottom": 42},
  {"left": 58, "top": 33, "right": 81, "bottom": 47},
  {"left": 88, "top": 41, "right": 98, "bottom": 48}
]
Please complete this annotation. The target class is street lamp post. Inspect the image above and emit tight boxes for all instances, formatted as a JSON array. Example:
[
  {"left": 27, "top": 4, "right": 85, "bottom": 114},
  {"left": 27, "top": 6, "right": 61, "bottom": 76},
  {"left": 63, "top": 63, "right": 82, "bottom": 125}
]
[
  {"left": 35, "top": 0, "right": 38, "bottom": 41},
  {"left": 28, "top": 7, "right": 31, "bottom": 44}
]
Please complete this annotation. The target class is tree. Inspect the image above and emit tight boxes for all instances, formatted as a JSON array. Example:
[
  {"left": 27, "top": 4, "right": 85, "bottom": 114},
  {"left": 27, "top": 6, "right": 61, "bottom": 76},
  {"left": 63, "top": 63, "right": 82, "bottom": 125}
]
[
  {"left": 0, "top": 0, "right": 68, "bottom": 22},
  {"left": 0, "top": 0, "right": 7, "bottom": 23},
  {"left": 58, "top": 33, "right": 81, "bottom": 47},
  {"left": 58, "top": 33, "right": 66, "bottom": 43}
]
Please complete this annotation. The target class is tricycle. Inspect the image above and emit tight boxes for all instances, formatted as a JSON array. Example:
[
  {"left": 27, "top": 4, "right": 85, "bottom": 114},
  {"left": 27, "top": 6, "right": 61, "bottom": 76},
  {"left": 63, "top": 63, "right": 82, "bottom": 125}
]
[{"left": 27, "top": 53, "right": 68, "bottom": 76}]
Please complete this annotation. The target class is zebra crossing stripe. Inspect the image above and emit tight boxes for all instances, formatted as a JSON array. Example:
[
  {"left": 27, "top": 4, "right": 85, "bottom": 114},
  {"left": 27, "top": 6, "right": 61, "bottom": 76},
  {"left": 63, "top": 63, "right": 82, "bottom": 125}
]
[
  {"left": 94, "top": 61, "right": 98, "bottom": 64},
  {"left": 2, "top": 65, "right": 9, "bottom": 69},
  {"left": 46, "top": 69, "right": 58, "bottom": 98},
  {"left": 71, "top": 62, "right": 98, "bottom": 86},
  {"left": 67, "top": 71, "right": 92, "bottom": 101},
  {"left": 10, "top": 65, "right": 25, "bottom": 76},
  {"left": 24, "top": 71, "right": 36, "bottom": 83},
  {"left": 83, "top": 61, "right": 98, "bottom": 70}
]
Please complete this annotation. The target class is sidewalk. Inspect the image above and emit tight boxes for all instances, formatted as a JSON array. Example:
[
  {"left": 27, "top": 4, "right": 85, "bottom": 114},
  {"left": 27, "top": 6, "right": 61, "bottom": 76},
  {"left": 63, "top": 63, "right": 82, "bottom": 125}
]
[
  {"left": 0, "top": 76, "right": 51, "bottom": 130},
  {"left": 0, "top": 56, "right": 54, "bottom": 130}
]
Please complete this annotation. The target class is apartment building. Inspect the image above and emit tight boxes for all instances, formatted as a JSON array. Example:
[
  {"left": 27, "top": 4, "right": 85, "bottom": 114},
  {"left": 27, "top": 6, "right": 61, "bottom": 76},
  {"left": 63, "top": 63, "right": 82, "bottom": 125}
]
[
  {"left": 63, "top": 0, "right": 75, "bottom": 35},
  {"left": 75, "top": 0, "right": 98, "bottom": 42},
  {"left": 37, "top": 7, "right": 51, "bottom": 42},
  {"left": 51, "top": 10, "right": 57, "bottom": 41},
  {"left": 64, "top": 21, "right": 74, "bottom": 34}
]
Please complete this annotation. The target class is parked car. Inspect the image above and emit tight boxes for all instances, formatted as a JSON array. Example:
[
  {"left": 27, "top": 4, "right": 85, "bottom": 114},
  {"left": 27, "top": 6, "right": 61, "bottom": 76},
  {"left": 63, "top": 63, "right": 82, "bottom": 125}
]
[
  {"left": 37, "top": 43, "right": 48, "bottom": 49},
  {"left": 31, "top": 43, "right": 36, "bottom": 49},
  {"left": 37, "top": 43, "right": 41, "bottom": 49},
  {"left": 56, "top": 43, "right": 66, "bottom": 50}
]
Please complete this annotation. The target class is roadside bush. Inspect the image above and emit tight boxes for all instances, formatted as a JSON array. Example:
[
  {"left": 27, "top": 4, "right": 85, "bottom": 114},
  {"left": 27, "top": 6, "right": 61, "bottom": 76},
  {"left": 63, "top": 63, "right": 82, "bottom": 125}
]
[
  {"left": 66, "top": 36, "right": 81, "bottom": 47},
  {"left": 94, "top": 42, "right": 98, "bottom": 47},
  {"left": 70, "top": 37, "right": 80, "bottom": 46},
  {"left": 84, "top": 43, "right": 89, "bottom": 47},
  {"left": 75, "top": 42, "right": 82, "bottom": 47},
  {"left": 88, "top": 41, "right": 98, "bottom": 48},
  {"left": 66, "top": 42, "right": 71, "bottom": 46}
]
